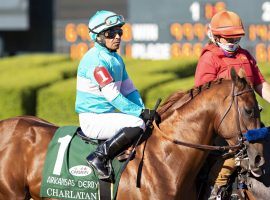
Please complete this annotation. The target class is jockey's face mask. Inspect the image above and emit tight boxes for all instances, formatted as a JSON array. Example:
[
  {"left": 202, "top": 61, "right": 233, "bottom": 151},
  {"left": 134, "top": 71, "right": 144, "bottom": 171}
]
[{"left": 217, "top": 37, "right": 241, "bottom": 53}]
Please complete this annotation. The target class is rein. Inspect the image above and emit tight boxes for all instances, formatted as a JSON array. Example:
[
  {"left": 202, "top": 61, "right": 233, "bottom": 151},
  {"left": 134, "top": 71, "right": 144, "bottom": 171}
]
[
  {"left": 153, "top": 121, "right": 241, "bottom": 151},
  {"left": 154, "top": 82, "right": 254, "bottom": 152}
]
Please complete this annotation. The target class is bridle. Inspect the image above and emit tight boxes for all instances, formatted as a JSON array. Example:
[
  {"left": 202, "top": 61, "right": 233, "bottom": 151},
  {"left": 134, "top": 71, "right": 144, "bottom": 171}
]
[
  {"left": 153, "top": 81, "right": 254, "bottom": 152},
  {"left": 217, "top": 82, "right": 254, "bottom": 146}
]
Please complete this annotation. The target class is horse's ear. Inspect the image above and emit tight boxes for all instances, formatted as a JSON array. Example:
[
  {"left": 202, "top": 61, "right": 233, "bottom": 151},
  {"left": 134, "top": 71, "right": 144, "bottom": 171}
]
[
  {"left": 231, "top": 67, "right": 247, "bottom": 88},
  {"left": 230, "top": 67, "right": 239, "bottom": 83},
  {"left": 238, "top": 68, "right": 247, "bottom": 79}
]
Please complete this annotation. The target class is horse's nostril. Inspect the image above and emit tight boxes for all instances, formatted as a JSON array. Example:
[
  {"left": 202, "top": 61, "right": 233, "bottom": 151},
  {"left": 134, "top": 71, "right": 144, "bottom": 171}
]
[
  {"left": 255, "top": 155, "right": 264, "bottom": 167},
  {"left": 255, "top": 155, "right": 261, "bottom": 164}
]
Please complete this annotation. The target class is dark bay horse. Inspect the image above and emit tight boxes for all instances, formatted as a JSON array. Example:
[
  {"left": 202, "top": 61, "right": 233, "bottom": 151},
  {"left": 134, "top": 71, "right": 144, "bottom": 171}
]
[{"left": 0, "top": 71, "right": 265, "bottom": 200}]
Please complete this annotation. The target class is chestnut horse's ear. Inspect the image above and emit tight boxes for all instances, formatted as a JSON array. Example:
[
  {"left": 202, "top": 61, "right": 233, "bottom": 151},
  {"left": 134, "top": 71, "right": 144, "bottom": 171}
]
[
  {"left": 238, "top": 68, "right": 247, "bottom": 79},
  {"left": 231, "top": 67, "right": 239, "bottom": 83},
  {"left": 231, "top": 67, "right": 247, "bottom": 88}
]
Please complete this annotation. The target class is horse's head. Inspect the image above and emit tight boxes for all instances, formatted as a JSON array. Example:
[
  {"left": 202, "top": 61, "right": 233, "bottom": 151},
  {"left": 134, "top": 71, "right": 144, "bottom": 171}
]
[{"left": 216, "top": 68, "right": 265, "bottom": 176}]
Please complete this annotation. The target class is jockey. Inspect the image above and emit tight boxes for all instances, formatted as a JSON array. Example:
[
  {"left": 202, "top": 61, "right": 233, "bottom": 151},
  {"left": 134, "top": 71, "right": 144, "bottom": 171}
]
[
  {"left": 75, "top": 10, "right": 155, "bottom": 180},
  {"left": 194, "top": 10, "right": 270, "bottom": 199}
]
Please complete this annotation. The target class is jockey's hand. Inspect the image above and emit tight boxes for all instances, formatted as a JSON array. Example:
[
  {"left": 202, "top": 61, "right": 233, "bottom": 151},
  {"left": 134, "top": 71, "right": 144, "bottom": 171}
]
[{"left": 140, "top": 109, "right": 156, "bottom": 123}]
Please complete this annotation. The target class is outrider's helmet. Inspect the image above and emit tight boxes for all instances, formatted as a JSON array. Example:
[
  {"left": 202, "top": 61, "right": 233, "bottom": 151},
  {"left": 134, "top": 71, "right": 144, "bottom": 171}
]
[{"left": 210, "top": 10, "right": 245, "bottom": 38}]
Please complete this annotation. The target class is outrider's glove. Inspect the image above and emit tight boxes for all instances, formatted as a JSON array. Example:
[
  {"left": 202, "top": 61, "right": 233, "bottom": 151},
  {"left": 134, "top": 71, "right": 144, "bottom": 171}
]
[{"left": 140, "top": 109, "right": 156, "bottom": 123}]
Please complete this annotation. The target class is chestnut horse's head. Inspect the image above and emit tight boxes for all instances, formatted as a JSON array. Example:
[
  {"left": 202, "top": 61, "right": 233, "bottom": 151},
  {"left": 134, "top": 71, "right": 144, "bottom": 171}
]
[
  {"left": 215, "top": 68, "right": 264, "bottom": 176},
  {"left": 157, "top": 68, "right": 264, "bottom": 178}
]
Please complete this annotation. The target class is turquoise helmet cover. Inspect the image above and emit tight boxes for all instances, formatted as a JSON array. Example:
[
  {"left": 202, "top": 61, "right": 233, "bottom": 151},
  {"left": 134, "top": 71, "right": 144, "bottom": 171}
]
[{"left": 88, "top": 10, "right": 125, "bottom": 40}]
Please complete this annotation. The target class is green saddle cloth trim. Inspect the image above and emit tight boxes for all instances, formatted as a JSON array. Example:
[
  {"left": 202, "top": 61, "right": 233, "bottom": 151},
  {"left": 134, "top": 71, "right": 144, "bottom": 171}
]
[{"left": 40, "top": 126, "right": 125, "bottom": 200}]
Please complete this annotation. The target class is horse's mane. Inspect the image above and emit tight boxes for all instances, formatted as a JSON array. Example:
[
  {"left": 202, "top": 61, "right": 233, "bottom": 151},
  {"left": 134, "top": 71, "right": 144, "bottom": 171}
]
[{"left": 157, "top": 79, "right": 224, "bottom": 120}]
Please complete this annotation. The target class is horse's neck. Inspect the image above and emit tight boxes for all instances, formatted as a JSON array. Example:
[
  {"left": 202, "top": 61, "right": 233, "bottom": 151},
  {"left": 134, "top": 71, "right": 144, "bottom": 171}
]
[
  {"left": 160, "top": 97, "right": 216, "bottom": 145},
  {"left": 145, "top": 96, "right": 217, "bottom": 186},
  {"left": 120, "top": 91, "right": 220, "bottom": 198},
  {"left": 135, "top": 126, "right": 209, "bottom": 196}
]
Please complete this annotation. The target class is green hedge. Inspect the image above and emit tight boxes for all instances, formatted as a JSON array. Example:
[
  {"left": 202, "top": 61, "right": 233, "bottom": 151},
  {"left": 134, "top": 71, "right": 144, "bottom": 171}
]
[
  {"left": 0, "top": 54, "right": 69, "bottom": 73},
  {"left": 36, "top": 57, "right": 270, "bottom": 126},
  {"left": 37, "top": 78, "right": 78, "bottom": 126},
  {"left": 0, "top": 54, "right": 78, "bottom": 119},
  {"left": 0, "top": 54, "right": 269, "bottom": 126}
]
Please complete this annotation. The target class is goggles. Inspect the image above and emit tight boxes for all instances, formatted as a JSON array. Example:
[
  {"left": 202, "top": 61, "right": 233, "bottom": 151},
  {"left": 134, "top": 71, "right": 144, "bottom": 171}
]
[
  {"left": 221, "top": 37, "right": 241, "bottom": 44},
  {"left": 91, "top": 15, "right": 125, "bottom": 32},
  {"left": 103, "top": 29, "right": 123, "bottom": 39}
]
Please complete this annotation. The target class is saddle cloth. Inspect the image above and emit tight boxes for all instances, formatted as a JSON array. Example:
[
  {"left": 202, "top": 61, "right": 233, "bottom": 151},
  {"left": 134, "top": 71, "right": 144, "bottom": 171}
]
[{"left": 40, "top": 126, "right": 125, "bottom": 200}]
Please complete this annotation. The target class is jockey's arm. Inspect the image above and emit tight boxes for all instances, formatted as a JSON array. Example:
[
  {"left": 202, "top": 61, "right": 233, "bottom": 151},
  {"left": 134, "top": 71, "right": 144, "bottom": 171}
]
[
  {"left": 126, "top": 90, "right": 145, "bottom": 108},
  {"left": 254, "top": 81, "right": 270, "bottom": 103},
  {"left": 94, "top": 66, "right": 144, "bottom": 117},
  {"left": 121, "top": 65, "right": 145, "bottom": 108}
]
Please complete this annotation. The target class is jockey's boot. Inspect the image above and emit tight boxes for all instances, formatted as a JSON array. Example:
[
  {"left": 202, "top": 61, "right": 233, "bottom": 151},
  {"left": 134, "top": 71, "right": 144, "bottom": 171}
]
[{"left": 86, "top": 127, "right": 143, "bottom": 180}]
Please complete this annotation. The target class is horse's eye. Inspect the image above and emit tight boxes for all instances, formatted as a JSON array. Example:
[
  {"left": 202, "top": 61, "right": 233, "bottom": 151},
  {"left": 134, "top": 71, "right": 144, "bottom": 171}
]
[{"left": 244, "top": 108, "right": 254, "bottom": 117}]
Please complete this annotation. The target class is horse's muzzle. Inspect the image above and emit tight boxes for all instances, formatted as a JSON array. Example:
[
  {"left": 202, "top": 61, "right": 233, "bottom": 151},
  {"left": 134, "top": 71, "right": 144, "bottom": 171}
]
[{"left": 238, "top": 142, "right": 265, "bottom": 177}]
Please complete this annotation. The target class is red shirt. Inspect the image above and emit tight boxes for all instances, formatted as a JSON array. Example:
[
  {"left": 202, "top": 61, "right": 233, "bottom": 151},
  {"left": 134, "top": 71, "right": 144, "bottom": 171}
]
[{"left": 194, "top": 43, "right": 265, "bottom": 87}]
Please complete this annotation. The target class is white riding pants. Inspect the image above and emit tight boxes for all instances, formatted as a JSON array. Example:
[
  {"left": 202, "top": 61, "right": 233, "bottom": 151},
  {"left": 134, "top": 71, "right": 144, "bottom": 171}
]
[{"left": 79, "top": 112, "right": 145, "bottom": 140}]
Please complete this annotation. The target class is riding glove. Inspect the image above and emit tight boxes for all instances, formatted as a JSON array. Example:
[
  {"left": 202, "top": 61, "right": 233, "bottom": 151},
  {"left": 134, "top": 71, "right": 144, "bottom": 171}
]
[{"left": 140, "top": 109, "right": 156, "bottom": 123}]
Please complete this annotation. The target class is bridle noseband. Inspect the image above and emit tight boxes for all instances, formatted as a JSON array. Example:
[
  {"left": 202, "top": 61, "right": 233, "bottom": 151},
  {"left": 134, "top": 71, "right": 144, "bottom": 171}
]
[{"left": 154, "top": 81, "right": 254, "bottom": 152}]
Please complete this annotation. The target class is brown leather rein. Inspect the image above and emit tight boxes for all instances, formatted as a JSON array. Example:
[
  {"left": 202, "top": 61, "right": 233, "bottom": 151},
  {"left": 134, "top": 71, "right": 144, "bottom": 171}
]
[{"left": 153, "top": 82, "right": 254, "bottom": 152}]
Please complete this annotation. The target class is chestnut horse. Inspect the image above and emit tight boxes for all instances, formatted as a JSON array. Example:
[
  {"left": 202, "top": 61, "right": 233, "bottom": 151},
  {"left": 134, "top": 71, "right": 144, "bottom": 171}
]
[{"left": 0, "top": 71, "right": 265, "bottom": 200}]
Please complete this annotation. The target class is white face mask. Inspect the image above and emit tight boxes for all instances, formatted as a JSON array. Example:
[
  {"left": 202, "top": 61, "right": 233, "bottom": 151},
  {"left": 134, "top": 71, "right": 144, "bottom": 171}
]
[{"left": 217, "top": 41, "right": 240, "bottom": 53}]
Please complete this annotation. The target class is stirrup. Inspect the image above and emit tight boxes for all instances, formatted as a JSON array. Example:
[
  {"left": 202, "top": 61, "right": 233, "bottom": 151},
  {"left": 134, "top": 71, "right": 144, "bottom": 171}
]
[
  {"left": 86, "top": 154, "right": 113, "bottom": 180},
  {"left": 98, "top": 160, "right": 113, "bottom": 180}
]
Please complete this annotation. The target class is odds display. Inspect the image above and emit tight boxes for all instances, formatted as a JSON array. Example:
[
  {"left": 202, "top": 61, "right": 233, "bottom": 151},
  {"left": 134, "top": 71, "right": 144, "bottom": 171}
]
[{"left": 64, "top": 0, "right": 270, "bottom": 61}]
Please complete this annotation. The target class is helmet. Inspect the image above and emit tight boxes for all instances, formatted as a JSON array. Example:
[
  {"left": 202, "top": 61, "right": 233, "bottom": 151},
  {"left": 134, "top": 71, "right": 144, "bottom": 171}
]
[
  {"left": 88, "top": 10, "right": 125, "bottom": 40},
  {"left": 210, "top": 10, "right": 245, "bottom": 38}
]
